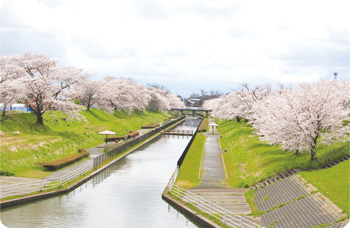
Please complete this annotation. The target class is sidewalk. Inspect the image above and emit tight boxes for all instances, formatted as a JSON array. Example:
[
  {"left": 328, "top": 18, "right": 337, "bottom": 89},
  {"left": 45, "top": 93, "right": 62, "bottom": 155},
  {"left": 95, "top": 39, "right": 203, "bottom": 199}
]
[
  {"left": 191, "top": 118, "right": 254, "bottom": 219},
  {"left": 198, "top": 133, "right": 227, "bottom": 188}
]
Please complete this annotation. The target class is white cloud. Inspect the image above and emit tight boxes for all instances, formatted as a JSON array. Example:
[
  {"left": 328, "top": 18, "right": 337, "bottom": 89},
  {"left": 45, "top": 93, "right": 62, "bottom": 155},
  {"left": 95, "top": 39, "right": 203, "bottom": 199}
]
[{"left": 1, "top": 0, "right": 349, "bottom": 96}]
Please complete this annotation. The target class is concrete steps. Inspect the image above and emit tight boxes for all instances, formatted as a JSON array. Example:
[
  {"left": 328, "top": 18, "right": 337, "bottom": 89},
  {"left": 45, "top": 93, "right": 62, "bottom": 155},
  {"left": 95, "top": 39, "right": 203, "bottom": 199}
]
[
  {"left": 251, "top": 169, "right": 298, "bottom": 191},
  {"left": 189, "top": 188, "right": 252, "bottom": 215},
  {"left": 260, "top": 193, "right": 343, "bottom": 228},
  {"left": 254, "top": 175, "right": 309, "bottom": 211}
]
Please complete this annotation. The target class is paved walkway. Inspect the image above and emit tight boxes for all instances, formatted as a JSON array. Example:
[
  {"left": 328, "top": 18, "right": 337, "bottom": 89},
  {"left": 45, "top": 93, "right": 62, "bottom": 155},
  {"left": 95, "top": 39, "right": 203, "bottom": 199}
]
[
  {"left": 198, "top": 118, "right": 227, "bottom": 188},
  {"left": 190, "top": 118, "right": 254, "bottom": 221}
]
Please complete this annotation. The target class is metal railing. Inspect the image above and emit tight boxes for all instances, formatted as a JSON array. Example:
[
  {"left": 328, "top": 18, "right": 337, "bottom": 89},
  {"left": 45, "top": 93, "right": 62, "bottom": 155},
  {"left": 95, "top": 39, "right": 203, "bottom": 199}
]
[
  {"left": 0, "top": 161, "right": 93, "bottom": 199},
  {"left": 168, "top": 170, "right": 262, "bottom": 228},
  {"left": 163, "top": 130, "right": 194, "bottom": 135}
]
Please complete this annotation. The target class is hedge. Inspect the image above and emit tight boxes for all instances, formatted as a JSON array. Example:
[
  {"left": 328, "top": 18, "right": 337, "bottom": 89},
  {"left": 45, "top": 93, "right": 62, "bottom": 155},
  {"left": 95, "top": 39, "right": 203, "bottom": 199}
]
[
  {"left": 38, "top": 149, "right": 90, "bottom": 171},
  {"left": 141, "top": 123, "right": 160, "bottom": 129},
  {"left": 198, "top": 118, "right": 208, "bottom": 132}
]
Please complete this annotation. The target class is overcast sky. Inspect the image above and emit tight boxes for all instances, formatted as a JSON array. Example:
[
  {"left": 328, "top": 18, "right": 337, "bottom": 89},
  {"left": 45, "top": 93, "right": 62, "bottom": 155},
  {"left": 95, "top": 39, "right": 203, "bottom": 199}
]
[{"left": 0, "top": 0, "right": 349, "bottom": 97}]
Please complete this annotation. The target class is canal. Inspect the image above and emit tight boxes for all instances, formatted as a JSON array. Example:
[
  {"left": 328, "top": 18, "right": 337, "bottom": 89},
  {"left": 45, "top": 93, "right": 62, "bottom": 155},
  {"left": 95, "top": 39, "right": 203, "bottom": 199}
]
[{"left": 0, "top": 117, "right": 202, "bottom": 228}]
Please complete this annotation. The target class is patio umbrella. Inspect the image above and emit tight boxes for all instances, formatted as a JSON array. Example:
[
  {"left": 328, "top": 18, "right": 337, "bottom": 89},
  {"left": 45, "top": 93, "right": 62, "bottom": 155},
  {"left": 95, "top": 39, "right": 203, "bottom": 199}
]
[
  {"left": 98, "top": 130, "right": 116, "bottom": 144},
  {"left": 208, "top": 123, "right": 219, "bottom": 134}
]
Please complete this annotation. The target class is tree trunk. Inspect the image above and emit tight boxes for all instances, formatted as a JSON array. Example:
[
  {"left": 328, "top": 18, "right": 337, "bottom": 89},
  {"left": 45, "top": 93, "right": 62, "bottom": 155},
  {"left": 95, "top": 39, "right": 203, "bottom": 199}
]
[
  {"left": 235, "top": 116, "right": 241, "bottom": 122},
  {"left": 310, "top": 134, "right": 319, "bottom": 160},
  {"left": 310, "top": 147, "right": 316, "bottom": 160},
  {"left": 36, "top": 112, "right": 44, "bottom": 125},
  {"left": 295, "top": 149, "right": 300, "bottom": 155},
  {"left": 2, "top": 104, "right": 7, "bottom": 117}
]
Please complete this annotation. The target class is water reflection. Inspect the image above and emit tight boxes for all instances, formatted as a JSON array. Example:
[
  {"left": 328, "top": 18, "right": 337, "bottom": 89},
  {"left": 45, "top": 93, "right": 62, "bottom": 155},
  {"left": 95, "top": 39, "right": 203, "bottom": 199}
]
[{"left": 1, "top": 118, "right": 202, "bottom": 228}]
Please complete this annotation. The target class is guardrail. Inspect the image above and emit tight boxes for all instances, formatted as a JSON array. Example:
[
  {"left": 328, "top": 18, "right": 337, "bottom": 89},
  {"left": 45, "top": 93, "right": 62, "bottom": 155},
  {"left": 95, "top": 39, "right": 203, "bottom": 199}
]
[
  {"left": 168, "top": 169, "right": 262, "bottom": 228},
  {"left": 0, "top": 116, "right": 185, "bottom": 199}
]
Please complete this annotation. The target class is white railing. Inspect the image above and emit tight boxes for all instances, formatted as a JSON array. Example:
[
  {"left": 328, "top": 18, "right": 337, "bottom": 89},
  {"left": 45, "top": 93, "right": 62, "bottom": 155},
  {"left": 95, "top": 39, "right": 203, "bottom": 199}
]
[
  {"left": 168, "top": 169, "right": 262, "bottom": 228},
  {"left": 0, "top": 161, "right": 93, "bottom": 199}
]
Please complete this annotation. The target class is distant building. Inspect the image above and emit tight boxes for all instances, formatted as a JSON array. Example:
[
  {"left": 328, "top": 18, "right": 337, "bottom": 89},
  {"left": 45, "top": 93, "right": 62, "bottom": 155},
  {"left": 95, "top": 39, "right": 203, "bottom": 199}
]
[{"left": 185, "top": 98, "right": 201, "bottom": 107}]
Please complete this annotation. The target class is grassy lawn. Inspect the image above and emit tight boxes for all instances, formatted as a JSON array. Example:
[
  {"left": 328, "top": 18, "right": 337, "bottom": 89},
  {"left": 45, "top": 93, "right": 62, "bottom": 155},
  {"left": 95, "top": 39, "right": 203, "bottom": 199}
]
[
  {"left": 0, "top": 109, "right": 171, "bottom": 178},
  {"left": 175, "top": 134, "right": 206, "bottom": 189},
  {"left": 299, "top": 160, "right": 350, "bottom": 216},
  {"left": 218, "top": 119, "right": 348, "bottom": 188}
]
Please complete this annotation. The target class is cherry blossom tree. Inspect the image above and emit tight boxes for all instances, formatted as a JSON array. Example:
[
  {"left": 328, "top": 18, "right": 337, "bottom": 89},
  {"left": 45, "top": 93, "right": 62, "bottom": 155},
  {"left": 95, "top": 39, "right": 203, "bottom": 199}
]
[
  {"left": 166, "top": 93, "right": 185, "bottom": 109},
  {"left": 74, "top": 79, "right": 101, "bottom": 111},
  {"left": 252, "top": 80, "right": 350, "bottom": 160},
  {"left": 146, "top": 87, "right": 170, "bottom": 112},
  {"left": 98, "top": 77, "right": 150, "bottom": 113},
  {"left": 13, "top": 53, "right": 86, "bottom": 124},
  {"left": 0, "top": 56, "right": 25, "bottom": 116},
  {"left": 204, "top": 83, "right": 271, "bottom": 121}
]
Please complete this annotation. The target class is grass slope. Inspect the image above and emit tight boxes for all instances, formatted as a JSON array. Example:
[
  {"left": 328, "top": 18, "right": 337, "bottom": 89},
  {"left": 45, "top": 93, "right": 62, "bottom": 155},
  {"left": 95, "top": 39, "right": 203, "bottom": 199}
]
[
  {"left": 299, "top": 160, "right": 350, "bottom": 216},
  {"left": 0, "top": 109, "right": 170, "bottom": 178},
  {"left": 218, "top": 119, "right": 348, "bottom": 188},
  {"left": 175, "top": 134, "right": 206, "bottom": 189}
]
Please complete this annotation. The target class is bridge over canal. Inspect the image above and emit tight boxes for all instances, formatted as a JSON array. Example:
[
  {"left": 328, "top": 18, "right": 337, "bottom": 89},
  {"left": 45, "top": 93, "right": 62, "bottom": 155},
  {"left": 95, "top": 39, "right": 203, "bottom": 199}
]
[{"left": 171, "top": 108, "right": 212, "bottom": 117}]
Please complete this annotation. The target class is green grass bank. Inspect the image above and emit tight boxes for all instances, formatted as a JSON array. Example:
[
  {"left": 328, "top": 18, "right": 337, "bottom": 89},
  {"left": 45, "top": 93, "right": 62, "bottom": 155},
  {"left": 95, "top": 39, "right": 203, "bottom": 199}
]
[
  {"left": 0, "top": 109, "right": 171, "bottom": 178},
  {"left": 175, "top": 134, "right": 206, "bottom": 189},
  {"left": 218, "top": 119, "right": 348, "bottom": 188},
  {"left": 299, "top": 160, "right": 350, "bottom": 216}
]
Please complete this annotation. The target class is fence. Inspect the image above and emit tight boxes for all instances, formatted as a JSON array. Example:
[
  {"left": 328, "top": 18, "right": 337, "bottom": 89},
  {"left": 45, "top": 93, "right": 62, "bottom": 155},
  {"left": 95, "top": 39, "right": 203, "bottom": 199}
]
[
  {"left": 0, "top": 116, "right": 185, "bottom": 199},
  {"left": 168, "top": 169, "right": 261, "bottom": 228}
]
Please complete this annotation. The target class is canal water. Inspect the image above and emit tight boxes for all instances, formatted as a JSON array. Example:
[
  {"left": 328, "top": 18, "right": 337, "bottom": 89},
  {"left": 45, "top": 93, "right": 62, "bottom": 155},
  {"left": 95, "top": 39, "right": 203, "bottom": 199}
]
[{"left": 0, "top": 117, "right": 202, "bottom": 228}]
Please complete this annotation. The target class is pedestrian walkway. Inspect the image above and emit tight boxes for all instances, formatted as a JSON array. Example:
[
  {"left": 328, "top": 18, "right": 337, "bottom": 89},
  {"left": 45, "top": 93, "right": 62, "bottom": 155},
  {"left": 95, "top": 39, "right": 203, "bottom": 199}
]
[
  {"left": 190, "top": 118, "right": 254, "bottom": 222},
  {"left": 198, "top": 118, "right": 227, "bottom": 188}
]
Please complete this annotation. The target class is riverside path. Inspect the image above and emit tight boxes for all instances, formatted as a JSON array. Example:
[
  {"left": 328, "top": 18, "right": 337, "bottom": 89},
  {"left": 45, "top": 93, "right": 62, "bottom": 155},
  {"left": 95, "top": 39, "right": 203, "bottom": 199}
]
[{"left": 190, "top": 118, "right": 255, "bottom": 220}]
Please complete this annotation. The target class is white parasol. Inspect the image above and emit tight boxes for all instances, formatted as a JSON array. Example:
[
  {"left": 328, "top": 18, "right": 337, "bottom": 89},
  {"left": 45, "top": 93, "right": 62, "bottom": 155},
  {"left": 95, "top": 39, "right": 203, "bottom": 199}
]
[
  {"left": 98, "top": 130, "right": 116, "bottom": 144},
  {"left": 208, "top": 123, "right": 219, "bottom": 134}
]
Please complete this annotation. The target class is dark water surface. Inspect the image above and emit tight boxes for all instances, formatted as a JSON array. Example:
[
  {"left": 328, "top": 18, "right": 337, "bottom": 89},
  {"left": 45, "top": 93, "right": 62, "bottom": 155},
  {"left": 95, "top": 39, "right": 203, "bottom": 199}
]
[{"left": 1, "top": 117, "right": 202, "bottom": 228}]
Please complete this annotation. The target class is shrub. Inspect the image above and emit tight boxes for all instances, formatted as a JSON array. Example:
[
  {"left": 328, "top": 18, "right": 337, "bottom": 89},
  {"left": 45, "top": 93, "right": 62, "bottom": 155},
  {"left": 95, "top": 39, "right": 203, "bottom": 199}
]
[
  {"left": 38, "top": 150, "right": 90, "bottom": 171},
  {"left": 141, "top": 123, "right": 160, "bottom": 129},
  {"left": 198, "top": 118, "right": 208, "bottom": 132}
]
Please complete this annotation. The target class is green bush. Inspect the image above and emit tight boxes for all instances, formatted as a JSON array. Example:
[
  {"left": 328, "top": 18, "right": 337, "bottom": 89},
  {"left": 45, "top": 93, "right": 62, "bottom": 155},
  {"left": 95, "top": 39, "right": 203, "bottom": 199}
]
[
  {"left": 198, "top": 118, "right": 208, "bottom": 132},
  {"left": 141, "top": 123, "right": 160, "bottom": 129}
]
